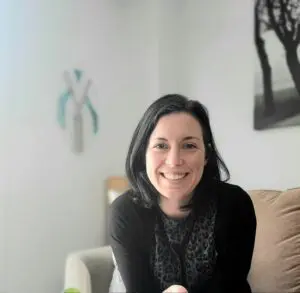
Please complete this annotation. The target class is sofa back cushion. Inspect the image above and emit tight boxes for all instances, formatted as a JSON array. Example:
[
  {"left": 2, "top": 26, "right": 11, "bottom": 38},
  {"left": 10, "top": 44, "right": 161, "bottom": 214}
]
[{"left": 247, "top": 188, "right": 300, "bottom": 293}]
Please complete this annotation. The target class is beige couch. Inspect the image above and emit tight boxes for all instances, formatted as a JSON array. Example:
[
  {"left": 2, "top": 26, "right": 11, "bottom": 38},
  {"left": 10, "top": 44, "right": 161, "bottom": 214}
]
[{"left": 64, "top": 184, "right": 300, "bottom": 293}]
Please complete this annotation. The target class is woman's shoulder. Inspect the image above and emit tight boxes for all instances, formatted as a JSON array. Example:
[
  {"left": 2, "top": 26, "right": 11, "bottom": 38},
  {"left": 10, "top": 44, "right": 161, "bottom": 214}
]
[
  {"left": 214, "top": 181, "right": 254, "bottom": 209},
  {"left": 109, "top": 190, "right": 157, "bottom": 242},
  {"left": 109, "top": 189, "right": 154, "bottom": 222},
  {"left": 110, "top": 189, "right": 136, "bottom": 209}
]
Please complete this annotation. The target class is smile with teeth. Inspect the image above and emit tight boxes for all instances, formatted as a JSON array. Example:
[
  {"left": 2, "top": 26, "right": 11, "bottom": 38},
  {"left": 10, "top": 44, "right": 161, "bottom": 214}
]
[{"left": 161, "top": 173, "right": 188, "bottom": 180}]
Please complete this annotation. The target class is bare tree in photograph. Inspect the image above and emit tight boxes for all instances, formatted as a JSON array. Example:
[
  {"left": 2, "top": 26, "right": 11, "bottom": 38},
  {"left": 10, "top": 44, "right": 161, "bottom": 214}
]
[
  {"left": 266, "top": 0, "right": 300, "bottom": 95},
  {"left": 254, "top": 0, "right": 300, "bottom": 130},
  {"left": 255, "top": 0, "right": 275, "bottom": 115}
]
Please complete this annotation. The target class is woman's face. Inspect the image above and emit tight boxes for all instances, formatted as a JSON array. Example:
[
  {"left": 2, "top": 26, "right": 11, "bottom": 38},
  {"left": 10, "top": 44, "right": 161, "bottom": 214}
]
[{"left": 146, "top": 112, "right": 207, "bottom": 202}]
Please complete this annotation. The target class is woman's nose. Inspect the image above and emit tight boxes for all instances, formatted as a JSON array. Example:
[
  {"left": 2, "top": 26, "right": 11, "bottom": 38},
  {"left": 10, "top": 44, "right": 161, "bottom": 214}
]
[{"left": 165, "top": 149, "right": 183, "bottom": 166}]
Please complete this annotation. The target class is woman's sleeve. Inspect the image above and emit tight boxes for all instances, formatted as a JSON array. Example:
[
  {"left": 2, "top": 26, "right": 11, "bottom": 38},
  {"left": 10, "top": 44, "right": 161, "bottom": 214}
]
[
  {"left": 202, "top": 186, "right": 257, "bottom": 293},
  {"left": 108, "top": 196, "right": 159, "bottom": 293}
]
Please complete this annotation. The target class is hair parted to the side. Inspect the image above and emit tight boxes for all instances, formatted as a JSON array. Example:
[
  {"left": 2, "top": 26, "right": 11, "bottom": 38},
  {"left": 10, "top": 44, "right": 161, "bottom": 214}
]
[{"left": 125, "top": 94, "right": 230, "bottom": 208}]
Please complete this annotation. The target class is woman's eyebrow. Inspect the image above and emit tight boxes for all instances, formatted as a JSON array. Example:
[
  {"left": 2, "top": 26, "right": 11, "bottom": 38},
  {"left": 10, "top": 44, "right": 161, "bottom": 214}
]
[
  {"left": 182, "top": 136, "right": 201, "bottom": 141},
  {"left": 153, "top": 136, "right": 201, "bottom": 141}
]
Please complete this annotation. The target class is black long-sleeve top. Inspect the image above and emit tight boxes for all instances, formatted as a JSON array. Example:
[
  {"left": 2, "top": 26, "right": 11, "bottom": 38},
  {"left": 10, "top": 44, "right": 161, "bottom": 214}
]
[{"left": 108, "top": 181, "right": 257, "bottom": 293}]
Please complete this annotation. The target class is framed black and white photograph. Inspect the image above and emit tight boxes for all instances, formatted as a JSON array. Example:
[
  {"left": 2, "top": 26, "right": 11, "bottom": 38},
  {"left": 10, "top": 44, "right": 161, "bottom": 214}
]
[{"left": 254, "top": 0, "right": 300, "bottom": 130}]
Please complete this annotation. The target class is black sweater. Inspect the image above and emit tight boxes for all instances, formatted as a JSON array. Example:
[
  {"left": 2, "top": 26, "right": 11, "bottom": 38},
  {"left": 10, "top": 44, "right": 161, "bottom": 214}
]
[{"left": 108, "top": 182, "right": 257, "bottom": 293}]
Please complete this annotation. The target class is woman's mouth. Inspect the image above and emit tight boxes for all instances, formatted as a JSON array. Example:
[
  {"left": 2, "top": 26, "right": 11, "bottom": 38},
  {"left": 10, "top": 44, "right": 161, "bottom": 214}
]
[{"left": 160, "top": 172, "right": 189, "bottom": 180}]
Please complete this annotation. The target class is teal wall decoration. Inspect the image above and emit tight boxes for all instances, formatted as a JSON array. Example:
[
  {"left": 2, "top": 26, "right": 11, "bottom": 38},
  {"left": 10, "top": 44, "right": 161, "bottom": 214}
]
[{"left": 58, "top": 69, "right": 98, "bottom": 153}]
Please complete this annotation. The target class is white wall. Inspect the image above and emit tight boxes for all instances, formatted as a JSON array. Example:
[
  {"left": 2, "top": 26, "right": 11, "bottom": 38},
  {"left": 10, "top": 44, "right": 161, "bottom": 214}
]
[
  {"left": 158, "top": 0, "right": 186, "bottom": 95},
  {"left": 171, "top": 0, "right": 300, "bottom": 190},
  {"left": 0, "top": 1, "right": 159, "bottom": 292}
]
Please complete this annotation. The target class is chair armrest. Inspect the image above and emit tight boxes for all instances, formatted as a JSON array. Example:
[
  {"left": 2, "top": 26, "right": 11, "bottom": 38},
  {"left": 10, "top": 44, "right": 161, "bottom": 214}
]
[{"left": 64, "top": 246, "right": 114, "bottom": 293}]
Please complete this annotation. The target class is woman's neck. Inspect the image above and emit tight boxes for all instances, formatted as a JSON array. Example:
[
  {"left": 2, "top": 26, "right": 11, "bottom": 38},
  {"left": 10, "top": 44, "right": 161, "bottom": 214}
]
[{"left": 159, "top": 196, "right": 191, "bottom": 219}]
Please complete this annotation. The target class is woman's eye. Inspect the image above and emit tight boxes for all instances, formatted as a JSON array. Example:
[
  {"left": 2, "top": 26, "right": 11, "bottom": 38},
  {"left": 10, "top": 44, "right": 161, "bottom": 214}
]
[
  {"left": 154, "top": 143, "right": 168, "bottom": 149},
  {"left": 183, "top": 143, "right": 197, "bottom": 149}
]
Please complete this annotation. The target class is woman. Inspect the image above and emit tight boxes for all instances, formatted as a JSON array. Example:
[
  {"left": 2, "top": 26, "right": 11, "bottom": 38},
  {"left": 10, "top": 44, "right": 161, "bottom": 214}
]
[{"left": 108, "top": 94, "right": 257, "bottom": 293}]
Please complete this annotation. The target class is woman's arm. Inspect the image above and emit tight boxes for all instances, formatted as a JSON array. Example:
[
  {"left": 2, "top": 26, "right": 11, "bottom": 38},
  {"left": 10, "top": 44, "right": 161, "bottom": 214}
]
[
  {"left": 202, "top": 185, "right": 257, "bottom": 293},
  {"left": 108, "top": 193, "right": 159, "bottom": 293}
]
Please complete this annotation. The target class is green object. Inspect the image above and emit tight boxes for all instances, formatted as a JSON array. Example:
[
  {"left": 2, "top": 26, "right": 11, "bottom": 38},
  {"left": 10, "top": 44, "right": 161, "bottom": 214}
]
[
  {"left": 57, "top": 69, "right": 99, "bottom": 134},
  {"left": 64, "top": 288, "right": 80, "bottom": 293}
]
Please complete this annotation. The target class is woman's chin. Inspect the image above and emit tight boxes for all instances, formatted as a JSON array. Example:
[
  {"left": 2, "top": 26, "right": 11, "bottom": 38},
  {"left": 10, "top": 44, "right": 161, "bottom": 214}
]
[{"left": 160, "top": 190, "right": 192, "bottom": 203}]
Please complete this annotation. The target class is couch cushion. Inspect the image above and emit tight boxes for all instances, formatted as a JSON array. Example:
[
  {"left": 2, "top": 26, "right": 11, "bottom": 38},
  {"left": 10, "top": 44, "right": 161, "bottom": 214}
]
[{"left": 247, "top": 188, "right": 300, "bottom": 293}]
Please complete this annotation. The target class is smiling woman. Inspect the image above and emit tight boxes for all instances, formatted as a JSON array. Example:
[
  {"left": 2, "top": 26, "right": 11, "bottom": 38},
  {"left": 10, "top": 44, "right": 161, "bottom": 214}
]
[
  {"left": 145, "top": 112, "right": 207, "bottom": 218},
  {"left": 108, "top": 94, "right": 257, "bottom": 293}
]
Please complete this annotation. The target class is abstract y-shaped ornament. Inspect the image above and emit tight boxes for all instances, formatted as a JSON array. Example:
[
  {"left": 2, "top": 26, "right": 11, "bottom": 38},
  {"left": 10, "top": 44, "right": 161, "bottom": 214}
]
[{"left": 58, "top": 69, "right": 98, "bottom": 153}]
